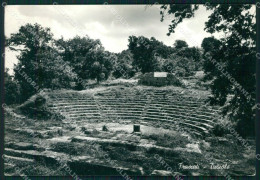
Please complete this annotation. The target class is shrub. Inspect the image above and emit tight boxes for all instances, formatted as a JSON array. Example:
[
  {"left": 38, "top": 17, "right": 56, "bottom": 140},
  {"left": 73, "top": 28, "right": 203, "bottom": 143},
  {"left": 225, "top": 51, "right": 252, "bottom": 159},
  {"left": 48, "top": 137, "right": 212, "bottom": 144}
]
[
  {"left": 16, "top": 91, "right": 61, "bottom": 120},
  {"left": 212, "top": 119, "right": 233, "bottom": 137},
  {"left": 212, "top": 123, "right": 227, "bottom": 137}
]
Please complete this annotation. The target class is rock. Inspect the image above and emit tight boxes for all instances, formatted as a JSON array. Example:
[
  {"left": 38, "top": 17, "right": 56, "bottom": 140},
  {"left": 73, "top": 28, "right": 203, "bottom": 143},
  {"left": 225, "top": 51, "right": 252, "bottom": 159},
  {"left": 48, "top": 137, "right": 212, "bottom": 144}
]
[
  {"left": 9, "top": 142, "right": 35, "bottom": 150},
  {"left": 201, "top": 140, "right": 210, "bottom": 149},
  {"left": 217, "top": 137, "right": 229, "bottom": 144},
  {"left": 81, "top": 127, "right": 86, "bottom": 132},
  {"left": 57, "top": 129, "right": 63, "bottom": 136},
  {"left": 3, "top": 154, "right": 34, "bottom": 163},
  {"left": 84, "top": 130, "right": 91, "bottom": 135},
  {"left": 151, "top": 170, "right": 172, "bottom": 176},
  {"left": 174, "top": 143, "right": 202, "bottom": 154},
  {"left": 92, "top": 129, "right": 100, "bottom": 135},
  {"left": 102, "top": 125, "right": 109, "bottom": 131},
  {"left": 47, "top": 136, "right": 71, "bottom": 143},
  {"left": 226, "top": 134, "right": 233, "bottom": 139},
  {"left": 133, "top": 124, "right": 141, "bottom": 132},
  {"left": 205, "top": 137, "right": 217, "bottom": 144},
  {"left": 186, "top": 143, "right": 201, "bottom": 153}
]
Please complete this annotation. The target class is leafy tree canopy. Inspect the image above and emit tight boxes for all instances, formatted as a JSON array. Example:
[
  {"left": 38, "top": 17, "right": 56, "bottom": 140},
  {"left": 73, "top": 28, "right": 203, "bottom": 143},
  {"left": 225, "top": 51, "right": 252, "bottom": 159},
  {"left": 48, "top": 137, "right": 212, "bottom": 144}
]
[
  {"left": 160, "top": 4, "right": 256, "bottom": 137},
  {"left": 7, "top": 23, "right": 77, "bottom": 101},
  {"left": 128, "top": 36, "right": 173, "bottom": 73},
  {"left": 173, "top": 40, "right": 189, "bottom": 49},
  {"left": 56, "top": 36, "right": 114, "bottom": 84}
]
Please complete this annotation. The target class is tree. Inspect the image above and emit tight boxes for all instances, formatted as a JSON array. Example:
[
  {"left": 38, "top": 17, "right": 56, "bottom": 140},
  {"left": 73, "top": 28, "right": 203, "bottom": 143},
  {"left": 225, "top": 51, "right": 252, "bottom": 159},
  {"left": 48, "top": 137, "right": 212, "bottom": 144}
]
[
  {"left": 201, "top": 37, "right": 222, "bottom": 55},
  {"left": 7, "top": 23, "right": 76, "bottom": 102},
  {"left": 174, "top": 40, "right": 188, "bottom": 49},
  {"left": 175, "top": 46, "right": 203, "bottom": 71},
  {"left": 128, "top": 36, "right": 172, "bottom": 73},
  {"left": 162, "top": 54, "right": 196, "bottom": 77},
  {"left": 86, "top": 50, "right": 114, "bottom": 83},
  {"left": 57, "top": 36, "right": 114, "bottom": 84},
  {"left": 7, "top": 23, "right": 54, "bottom": 101},
  {"left": 113, "top": 50, "right": 135, "bottom": 79},
  {"left": 34, "top": 49, "right": 77, "bottom": 89},
  {"left": 201, "top": 37, "right": 222, "bottom": 81},
  {"left": 160, "top": 4, "right": 256, "bottom": 137}
]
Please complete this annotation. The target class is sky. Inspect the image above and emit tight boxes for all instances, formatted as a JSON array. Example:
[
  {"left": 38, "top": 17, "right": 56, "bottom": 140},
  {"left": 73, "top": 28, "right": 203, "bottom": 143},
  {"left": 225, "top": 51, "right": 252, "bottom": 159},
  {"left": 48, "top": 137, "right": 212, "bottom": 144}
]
[{"left": 5, "top": 5, "right": 220, "bottom": 74}]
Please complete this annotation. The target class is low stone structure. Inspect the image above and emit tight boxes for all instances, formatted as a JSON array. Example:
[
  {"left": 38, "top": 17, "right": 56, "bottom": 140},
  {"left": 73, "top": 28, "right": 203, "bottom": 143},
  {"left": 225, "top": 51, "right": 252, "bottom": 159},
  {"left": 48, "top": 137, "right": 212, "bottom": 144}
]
[{"left": 138, "top": 72, "right": 182, "bottom": 87}]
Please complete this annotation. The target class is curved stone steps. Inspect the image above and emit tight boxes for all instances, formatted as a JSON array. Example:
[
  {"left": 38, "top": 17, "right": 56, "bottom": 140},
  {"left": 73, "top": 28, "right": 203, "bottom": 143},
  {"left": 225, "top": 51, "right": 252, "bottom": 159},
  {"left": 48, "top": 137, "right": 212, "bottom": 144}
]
[
  {"left": 68, "top": 113, "right": 101, "bottom": 117},
  {"left": 162, "top": 107, "right": 216, "bottom": 119},
  {"left": 143, "top": 114, "right": 214, "bottom": 128},
  {"left": 151, "top": 101, "right": 207, "bottom": 109},
  {"left": 101, "top": 108, "right": 144, "bottom": 112},
  {"left": 142, "top": 116, "right": 210, "bottom": 134},
  {"left": 146, "top": 112, "right": 215, "bottom": 126},
  {"left": 55, "top": 109, "right": 100, "bottom": 113},
  {"left": 165, "top": 110, "right": 215, "bottom": 122},
  {"left": 48, "top": 105, "right": 99, "bottom": 109},
  {"left": 161, "top": 105, "right": 219, "bottom": 115},
  {"left": 98, "top": 103, "right": 146, "bottom": 107},
  {"left": 103, "top": 108, "right": 144, "bottom": 112},
  {"left": 145, "top": 109, "right": 215, "bottom": 121},
  {"left": 43, "top": 88, "right": 220, "bottom": 138},
  {"left": 104, "top": 111, "right": 142, "bottom": 115},
  {"left": 48, "top": 104, "right": 97, "bottom": 109},
  {"left": 49, "top": 97, "right": 93, "bottom": 100},
  {"left": 166, "top": 95, "right": 207, "bottom": 101},
  {"left": 143, "top": 118, "right": 208, "bottom": 136},
  {"left": 48, "top": 93, "right": 91, "bottom": 97},
  {"left": 95, "top": 96, "right": 148, "bottom": 100},
  {"left": 48, "top": 101, "right": 95, "bottom": 105},
  {"left": 142, "top": 114, "right": 213, "bottom": 130},
  {"left": 167, "top": 99, "right": 208, "bottom": 105},
  {"left": 99, "top": 103, "right": 145, "bottom": 107},
  {"left": 66, "top": 116, "right": 102, "bottom": 121},
  {"left": 164, "top": 108, "right": 216, "bottom": 118},
  {"left": 97, "top": 100, "right": 147, "bottom": 104},
  {"left": 104, "top": 114, "right": 141, "bottom": 119},
  {"left": 48, "top": 96, "right": 93, "bottom": 100}
]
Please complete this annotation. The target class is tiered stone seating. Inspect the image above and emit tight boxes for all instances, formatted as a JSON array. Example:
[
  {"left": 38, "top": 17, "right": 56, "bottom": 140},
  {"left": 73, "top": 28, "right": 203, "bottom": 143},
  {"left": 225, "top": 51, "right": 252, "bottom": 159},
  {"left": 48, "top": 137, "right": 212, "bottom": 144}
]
[
  {"left": 141, "top": 90, "right": 217, "bottom": 137},
  {"left": 47, "top": 93, "right": 102, "bottom": 122},
  {"left": 93, "top": 89, "right": 148, "bottom": 122},
  {"left": 45, "top": 88, "right": 218, "bottom": 137}
]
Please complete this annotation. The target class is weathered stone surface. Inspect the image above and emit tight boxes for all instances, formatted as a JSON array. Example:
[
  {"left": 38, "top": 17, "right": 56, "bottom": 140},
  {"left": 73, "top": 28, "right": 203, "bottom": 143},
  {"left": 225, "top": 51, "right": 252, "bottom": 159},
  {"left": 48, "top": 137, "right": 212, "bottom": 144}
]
[
  {"left": 9, "top": 142, "right": 35, "bottom": 150},
  {"left": 133, "top": 124, "right": 141, "bottom": 132},
  {"left": 4, "top": 154, "right": 34, "bottom": 163},
  {"left": 68, "top": 156, "right": 143, "bottom": 175},
  {"left": 151, "top": 170, "right": 173, "bottom": 176},
  {"left": 47, "top": 136, "right": 71, "bottom": 143},
  {"left": 217, "top": 137, "right": 229, "bottom": 144},
  {"left": 4, "top": 148, "right": 68, "bottom": 165}
]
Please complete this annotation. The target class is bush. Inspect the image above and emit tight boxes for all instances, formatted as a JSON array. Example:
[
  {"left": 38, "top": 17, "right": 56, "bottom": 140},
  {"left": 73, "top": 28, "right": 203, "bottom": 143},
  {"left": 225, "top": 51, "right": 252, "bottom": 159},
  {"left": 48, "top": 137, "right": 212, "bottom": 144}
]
[
  {"left": 16, "top": 91, "right": 61, "bottom": 120},
  {"left": 212, "top": 123, "right": 227, "bottom": 137},
  {"left": 212, "top": 119, "right": 233, "bottom": 137}
]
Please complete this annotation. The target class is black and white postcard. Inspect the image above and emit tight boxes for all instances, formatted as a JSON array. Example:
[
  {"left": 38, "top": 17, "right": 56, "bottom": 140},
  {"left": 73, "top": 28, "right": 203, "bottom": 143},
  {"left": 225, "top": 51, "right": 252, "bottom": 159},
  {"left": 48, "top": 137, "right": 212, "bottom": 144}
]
[{"left": 1, "top": 1, "right": 259, "bottom": 179}]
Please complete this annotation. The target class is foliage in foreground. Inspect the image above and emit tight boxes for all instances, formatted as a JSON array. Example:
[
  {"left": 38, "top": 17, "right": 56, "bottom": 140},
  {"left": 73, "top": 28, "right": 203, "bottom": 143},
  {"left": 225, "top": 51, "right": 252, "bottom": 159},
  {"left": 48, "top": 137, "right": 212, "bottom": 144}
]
[{"left": 160, "top": 4, "right": 256, "bottom": 137}]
